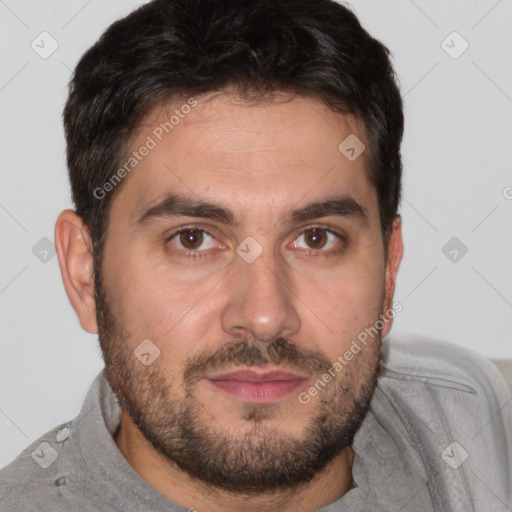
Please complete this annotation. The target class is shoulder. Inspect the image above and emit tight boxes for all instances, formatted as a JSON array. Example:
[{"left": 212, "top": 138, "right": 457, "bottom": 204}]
[
  {"left": 380, "top": 333, "right": 511, "bottom": 401},
  {"left": 0, "top": 369, "right": 110, "bottom": 512},
  {"left": 376, "top": 334, "right": 512, "bottom": 465},
  {"left": 375, "top": 333, "right": 512, "bottom": 449},
  {"left": 374, "top": 334, "right": 512, "bottom": 508},
  {"left": 0, "top": 420, "right": 79, "bottom": 512}
]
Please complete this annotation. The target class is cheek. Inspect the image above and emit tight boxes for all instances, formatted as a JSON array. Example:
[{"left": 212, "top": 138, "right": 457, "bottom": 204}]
[
  {"left": 297, "top": 255, "right": 385, "bottom": 357},
  {"left": 101, "top": 249, "right": 221, "bottom": 361}
]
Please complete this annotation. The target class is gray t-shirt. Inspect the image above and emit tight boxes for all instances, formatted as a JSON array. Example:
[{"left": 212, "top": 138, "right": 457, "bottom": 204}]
[{"left": 1, "top": 336, "right": 511, "bottom": 511}]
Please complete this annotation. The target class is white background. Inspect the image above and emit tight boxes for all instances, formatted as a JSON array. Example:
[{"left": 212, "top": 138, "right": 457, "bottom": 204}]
[{"left": 0, "top": 0, "right": 511, "bottom": 467}]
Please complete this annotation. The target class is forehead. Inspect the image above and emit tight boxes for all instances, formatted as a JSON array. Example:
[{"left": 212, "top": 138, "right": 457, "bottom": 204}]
[{"left": 110, "top": 92, "right": 377, "bottom": 225}]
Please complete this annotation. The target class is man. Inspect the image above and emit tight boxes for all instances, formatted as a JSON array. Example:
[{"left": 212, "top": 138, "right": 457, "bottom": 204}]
[{"left": 1, "top": 0, "right": 510, "bottom": 510}]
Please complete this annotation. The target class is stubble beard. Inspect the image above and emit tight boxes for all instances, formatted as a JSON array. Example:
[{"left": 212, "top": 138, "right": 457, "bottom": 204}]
[{"left": 94, "top": 267, "right": 383, "bottom": 494}]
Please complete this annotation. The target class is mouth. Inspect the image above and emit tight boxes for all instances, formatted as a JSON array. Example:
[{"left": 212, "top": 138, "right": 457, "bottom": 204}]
[{"left": 204, "top": 368, "right": 310, "bottom": 403}]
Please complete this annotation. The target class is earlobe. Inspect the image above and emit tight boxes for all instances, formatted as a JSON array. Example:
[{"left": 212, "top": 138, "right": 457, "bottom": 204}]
[
  {"left": 54, "top": 210, "right": 98, "bottom": 334},
  {"left": 381, "top": 215, "right": 404, "bottom": 338}
]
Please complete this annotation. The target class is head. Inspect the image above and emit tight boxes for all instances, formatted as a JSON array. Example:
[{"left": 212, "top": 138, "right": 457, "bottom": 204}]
[{"left": 56, "top": 0, "right": 404, "bottom": 495}]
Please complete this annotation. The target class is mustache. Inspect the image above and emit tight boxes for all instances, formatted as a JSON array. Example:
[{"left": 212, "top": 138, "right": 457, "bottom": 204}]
[{"left": 183, "top": 337, "right": 333, "bottom": 389}]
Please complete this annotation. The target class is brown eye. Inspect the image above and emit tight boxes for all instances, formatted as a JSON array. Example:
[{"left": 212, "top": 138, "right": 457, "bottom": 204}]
[
  {"left": 304, "top": 228, "right": 328, "bottom": 249},
  {"left": 167, "top": 227, "right": 218, "bottom": 256},
  {"left": 292, "top": 227, "right": 343, "bottom": 255},
  {"left": 179, "top": 229, "right": 204, "bottom": 249}
]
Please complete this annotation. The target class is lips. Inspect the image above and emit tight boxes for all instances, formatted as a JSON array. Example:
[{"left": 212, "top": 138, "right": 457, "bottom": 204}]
[
  {"left": 208, "top": 369, "right": 309, "bottom": 382},
  {"left": 204, "top": 368, "right": 309, "bottom": 403}
]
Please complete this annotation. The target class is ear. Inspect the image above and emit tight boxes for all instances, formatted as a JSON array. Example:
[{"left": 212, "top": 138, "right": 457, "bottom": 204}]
[
  {"left": 381, "top": 215, "right": 403, "bottom": 338},
  {"left": 54, "top": 210, "right": 98, "bottom": 334}
]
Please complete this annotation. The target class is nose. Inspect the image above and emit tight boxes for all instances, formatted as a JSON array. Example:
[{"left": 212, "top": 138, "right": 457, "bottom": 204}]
[{"left": 220, "top": 248, "right": 301, "bottom": 343}]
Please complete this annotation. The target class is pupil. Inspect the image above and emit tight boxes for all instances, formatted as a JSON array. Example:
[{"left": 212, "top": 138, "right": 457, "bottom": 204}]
[
  {"left": 306, "top": 228, "right": 327, "bottom": 249},
  {"left": 180, "top": 230, "right": 203, "bottom": 249}
]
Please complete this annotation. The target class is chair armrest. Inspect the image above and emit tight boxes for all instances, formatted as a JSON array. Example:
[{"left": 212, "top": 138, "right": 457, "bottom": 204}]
[{"left": 491, "top": 359, "right": 512, "bottom": 392}]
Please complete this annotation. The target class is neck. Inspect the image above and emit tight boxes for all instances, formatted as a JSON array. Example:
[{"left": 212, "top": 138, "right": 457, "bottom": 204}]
[{"left": 114, "top": 410, "right": 356, "bottom": 512}]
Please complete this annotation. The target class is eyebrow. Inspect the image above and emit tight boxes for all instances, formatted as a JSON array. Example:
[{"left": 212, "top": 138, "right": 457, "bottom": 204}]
[{"left": 135, "top": 192, "right": 368, "bottom": 228}]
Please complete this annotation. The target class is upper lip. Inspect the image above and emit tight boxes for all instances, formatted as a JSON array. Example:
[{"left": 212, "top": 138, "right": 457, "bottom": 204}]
[{"left": 206, "top": 368, "right": 310, "bottom": 382}]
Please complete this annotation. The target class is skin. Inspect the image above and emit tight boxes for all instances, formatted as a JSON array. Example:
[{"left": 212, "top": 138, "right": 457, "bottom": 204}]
[{"left": 55, "top": 92, "right": 403, "bottom": 512}]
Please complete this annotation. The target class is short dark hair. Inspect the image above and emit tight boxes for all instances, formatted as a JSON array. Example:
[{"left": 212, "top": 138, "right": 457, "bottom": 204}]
[{"left": 63, "top": 0, "right": 404, "bottom": 257}]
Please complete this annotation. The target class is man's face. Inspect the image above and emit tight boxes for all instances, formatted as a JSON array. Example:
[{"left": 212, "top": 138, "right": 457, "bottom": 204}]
[{"left": 94, "top": 93, "right": 400, "bottom": 492}]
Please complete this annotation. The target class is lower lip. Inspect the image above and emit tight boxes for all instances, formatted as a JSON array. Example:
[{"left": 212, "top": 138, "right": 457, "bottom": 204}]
[{"left": 206, "top": 379, "right": 307, "bottom": 402}]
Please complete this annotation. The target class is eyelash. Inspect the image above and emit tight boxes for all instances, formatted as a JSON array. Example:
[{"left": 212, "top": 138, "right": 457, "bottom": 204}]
[{"left": 165, "top": 225, "right": 347, "bottom": 260}]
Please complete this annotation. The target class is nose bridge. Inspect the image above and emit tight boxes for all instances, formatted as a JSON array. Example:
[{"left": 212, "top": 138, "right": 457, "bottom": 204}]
[{"left": 220, "top": 245, "right": 301, "bottom": 341}]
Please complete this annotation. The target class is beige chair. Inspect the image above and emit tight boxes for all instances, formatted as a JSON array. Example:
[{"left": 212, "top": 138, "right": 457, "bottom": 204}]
[{"left": 491, "top": 359, "right": 512, "bottom": 392}]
